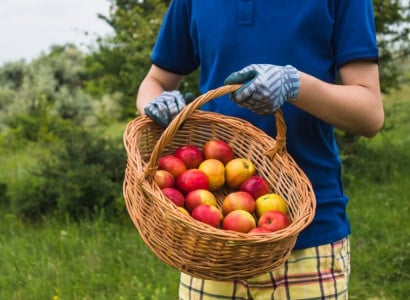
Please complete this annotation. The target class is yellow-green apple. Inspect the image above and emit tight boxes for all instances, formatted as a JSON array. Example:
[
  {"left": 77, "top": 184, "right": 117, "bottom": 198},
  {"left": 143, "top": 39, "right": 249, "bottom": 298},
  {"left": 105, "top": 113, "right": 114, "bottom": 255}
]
[
  {"left": 161, "top": 187, "right": 185, "bottom": 207},
  {"left": 198, "top": 158, "right": 225, "bottom": 191},
  {"left": 257, "top": 210, "right": 291, "bottom": 232},
  {"left": 176, "top": 169, "right": 209, "bottom": 194},
  {"left": 158, "top": 155, "right": 187, "bottom": 178},
  {"left": 225, "top": 158, "right": 256, "bottom": 188},
  {"left": 248, "top": 227, "right": 271, "bottom": 234},
  {"left": 154, "top": 169, "right": 175, "bottom": 189},
  {"left": 221, "top": 191, "right": 255, "bottom": 215},
  {"left": 191, "top": 204, "right": 223, "bottom": 228},
  {"left": 239, "top": 175, "right": 271, "bottom": 199},
  {"left": 202, "top": 139, "right": 234, "bottom": 165},
  {"left": 177, "top": 206, "right": 190, "bottom": 216},
  {"left": 174, "top": 144, "right": 204, "bottom": 169},
  {"left": 222, "top": 209, "right": 256, "bottom": 233},
  {"left": 255, "top": 193, "right": 288, "bottom": 217},
  {"left": 185, "top": 189, "right": 217, "bottom": 212}
]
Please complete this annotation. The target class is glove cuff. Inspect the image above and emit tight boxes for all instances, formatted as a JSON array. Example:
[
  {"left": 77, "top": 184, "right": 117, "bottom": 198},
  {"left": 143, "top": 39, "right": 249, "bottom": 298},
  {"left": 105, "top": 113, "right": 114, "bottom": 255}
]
[{"left": 283, "top": 65, "right": 300, "bottom": 102}]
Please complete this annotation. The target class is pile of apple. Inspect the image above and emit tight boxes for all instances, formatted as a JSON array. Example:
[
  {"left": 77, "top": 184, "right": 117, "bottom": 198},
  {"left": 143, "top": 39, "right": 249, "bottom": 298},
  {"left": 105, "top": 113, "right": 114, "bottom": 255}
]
[{"left": 154, "top": 139, "right": 291, "bottom": 234}]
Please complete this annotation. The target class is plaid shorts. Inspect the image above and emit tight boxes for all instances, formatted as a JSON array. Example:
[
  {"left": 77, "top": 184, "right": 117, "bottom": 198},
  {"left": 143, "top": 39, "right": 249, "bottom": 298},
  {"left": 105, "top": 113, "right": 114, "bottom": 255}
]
[{"left": 179, "top": 238, "right": 350, "bottom": 300}]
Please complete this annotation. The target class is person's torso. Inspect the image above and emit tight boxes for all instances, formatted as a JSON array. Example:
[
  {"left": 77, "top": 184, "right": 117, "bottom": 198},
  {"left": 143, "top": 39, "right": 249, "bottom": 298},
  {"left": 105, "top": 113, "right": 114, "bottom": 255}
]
[{"left": 151, "top": 0, "right": 378, "bottom": 248}]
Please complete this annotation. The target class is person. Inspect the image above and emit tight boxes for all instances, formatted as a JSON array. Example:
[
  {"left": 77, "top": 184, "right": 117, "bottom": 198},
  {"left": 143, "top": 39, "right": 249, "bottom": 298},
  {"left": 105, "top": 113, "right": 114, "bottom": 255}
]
[{"left": 136, "top": 1, "right": 384, "bottom": 299}]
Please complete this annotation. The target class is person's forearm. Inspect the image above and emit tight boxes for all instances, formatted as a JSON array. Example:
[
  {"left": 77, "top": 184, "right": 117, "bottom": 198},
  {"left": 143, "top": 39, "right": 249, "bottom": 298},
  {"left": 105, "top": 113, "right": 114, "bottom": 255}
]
[
  {"left": 136, "top": 77, "right": 166, "bottom": 115},
  {"left": 136, "top": 65, "right": 183, "bottom": 115},
  {"left": 295, "top": 70, "right": 384, "bottom": 138}
]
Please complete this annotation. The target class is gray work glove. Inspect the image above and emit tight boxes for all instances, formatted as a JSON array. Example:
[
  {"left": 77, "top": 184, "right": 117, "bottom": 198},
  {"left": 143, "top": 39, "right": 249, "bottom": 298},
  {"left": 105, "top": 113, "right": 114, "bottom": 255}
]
[
  {"left": 224, "top": 64, "right": 300, "bottom": 115},
  {"left": 144, "top": 91, "right": 196, "bottom": 128}
]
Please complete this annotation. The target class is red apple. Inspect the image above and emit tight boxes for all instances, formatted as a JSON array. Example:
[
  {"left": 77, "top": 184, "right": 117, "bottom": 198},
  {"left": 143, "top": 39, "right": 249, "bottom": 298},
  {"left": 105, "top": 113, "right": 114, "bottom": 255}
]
[
  {"left": 239, "top": 175, "right": 271, "bottom": 199},
  {"left": 202, "top": 139, "right": 234, "bottom": 165},
  {"left": 185, "top": 189, "right": 217, "bottom": 212},
  {"left": 221, "top": 191, "right": 255, "bottom": 215},
  {"left": 158, "top": 155, "right": 187, "bottom": 178},
  {"left": 174, "top": 144, "right": 204, "bottom": 169},
  {"left": 154, "top": 169, "right": 175, "bottom": 189},
  {"left": 191, "top": 204, "right": 223, "bottom": 228},
  {"left": 248, "top": 227, "right": 271, "bottom": 234},
  {"left": 258, "top": 211, "right": 291, "bottom": 232},
  {"left": 176, "top": 169, "right": 209, "bottom": 194},
  {"left": 222, "top": 210, "right": 256, "bottom": 233},
  {"left": 161, "top": 187, "right": 185, "bottom": 207}
]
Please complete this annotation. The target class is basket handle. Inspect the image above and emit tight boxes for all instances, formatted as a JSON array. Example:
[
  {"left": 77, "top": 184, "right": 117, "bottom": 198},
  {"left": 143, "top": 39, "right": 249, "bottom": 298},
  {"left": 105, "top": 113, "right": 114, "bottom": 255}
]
[{"left": 144, "top": 84, "right": 287, "bottom": 176}]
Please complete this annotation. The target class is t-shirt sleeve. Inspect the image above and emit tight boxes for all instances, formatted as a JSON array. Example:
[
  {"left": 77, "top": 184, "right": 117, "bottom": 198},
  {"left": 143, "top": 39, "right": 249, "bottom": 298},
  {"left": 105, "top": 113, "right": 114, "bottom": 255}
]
[
  {"left": 333, "top": 0, "right": 379, "bottom": 68},
  {"left": 151, "top": 0, "right": 199, "bottom": 75}
]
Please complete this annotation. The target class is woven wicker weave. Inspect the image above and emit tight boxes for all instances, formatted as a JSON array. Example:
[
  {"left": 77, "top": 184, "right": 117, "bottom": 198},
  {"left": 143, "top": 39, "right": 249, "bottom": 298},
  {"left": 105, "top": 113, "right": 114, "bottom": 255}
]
[{"left": 123, "top": 85, "right": 316, "bottom": 281}]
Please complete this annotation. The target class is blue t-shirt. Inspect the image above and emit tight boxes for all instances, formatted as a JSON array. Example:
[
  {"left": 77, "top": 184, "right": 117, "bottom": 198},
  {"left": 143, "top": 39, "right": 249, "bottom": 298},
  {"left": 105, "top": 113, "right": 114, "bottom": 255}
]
[{"left": 151, "top": 0, "right": 378, "bottom": 249}]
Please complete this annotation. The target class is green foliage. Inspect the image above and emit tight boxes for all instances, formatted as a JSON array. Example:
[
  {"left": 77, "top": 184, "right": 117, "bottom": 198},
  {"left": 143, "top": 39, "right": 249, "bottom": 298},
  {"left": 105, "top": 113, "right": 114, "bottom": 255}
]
[
  {"left": 0, "top": 60, "right": 25, "bottom": 89},
  {"left": 0, "top": 44, "right": 99, "bottom": 132},
  {"left": 7, "top": 125, "right": 125, "bottom": 221},
  {"left": 374, "top": 0, "right": 410, "bottom": 93},
  {"left": 83, "top": 0, "right": 170, "bottom": 118},
  {"left": 0, "top": 42, "right": 129, "bottom": 222},
  {"left": 83, "top": 0, "right": 199, "bottom": 119}
]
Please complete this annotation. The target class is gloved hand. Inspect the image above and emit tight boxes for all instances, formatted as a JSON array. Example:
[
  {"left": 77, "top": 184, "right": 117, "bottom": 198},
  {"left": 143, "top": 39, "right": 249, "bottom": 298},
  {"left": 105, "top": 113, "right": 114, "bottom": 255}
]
[
  {"left": 144, "top": 90, "right": 196, "bottom": 128},
  {"left": 224, "top": 64, "right": 300, "bottom": 115}
]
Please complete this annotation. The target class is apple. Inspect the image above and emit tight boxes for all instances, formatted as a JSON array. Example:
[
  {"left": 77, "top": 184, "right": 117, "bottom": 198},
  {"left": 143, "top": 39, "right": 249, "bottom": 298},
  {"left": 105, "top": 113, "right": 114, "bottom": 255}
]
[
  {"left": 185, "top": 189, "right": 217, "bottom": 212},
  {"left": 248, "top": 227, "right": 271, "bottom": 234},
  {"left": 161, "top": 187, "right": 185, "bottom": 207},
  {"left": 239, "top": 175, "right": 271, "bottom": 199},
  {"left": 198, "top": 158, "right": 225, "bottom": 191},
  {"left": 255, "top": 193, "right": 288, "bottom": 217},
  {"left": 177, "top": 206, "right": 190, "bottom": 216},
  {"left": 158, "top": 155, "right": 187, "bottom": 178},
  {"left": 258, "top": 210, "right": 291, "bottom": 232},
  {"left": 176, "top": 169, "right": 209, "bottom": 194},
  {"left": 154, "top": 169, "right": 175, "bottom": 189},
  {"left": 222, "top": 210, "right": 256, "bottom": 233},
  {"left": 225, "top": 158, "right": 256, "bottom": 188},
  {"left": 191, "top": 204, "right": 223, "bottom": 228},
  {"left": 221, "top": 191, "right": 255, "bottom": 215},
  {"left": 202, "top": 139, "right": 234, "bottom": 165},
  {"left": 174, "top": 144, "right": 204, "bottom": 169}
]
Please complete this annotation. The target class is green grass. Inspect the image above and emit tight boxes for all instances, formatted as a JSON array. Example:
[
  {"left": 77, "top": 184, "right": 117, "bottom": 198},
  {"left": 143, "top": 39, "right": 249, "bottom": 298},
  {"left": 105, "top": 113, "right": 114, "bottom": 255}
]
[
  {"left": 0, "top": 214, "right": 180, "bottom": 300},
  {"left": 0, "top": 85, "right": 409, "bottom": 299},
  {"left": 345, "top": 84, "right": 410, "bottom": 299},
  {"left": 347, "top": 179, "right": 410, "bottom": 299},
  {"left": 346, "top": 143, "right": 410, "bottom": 299}
]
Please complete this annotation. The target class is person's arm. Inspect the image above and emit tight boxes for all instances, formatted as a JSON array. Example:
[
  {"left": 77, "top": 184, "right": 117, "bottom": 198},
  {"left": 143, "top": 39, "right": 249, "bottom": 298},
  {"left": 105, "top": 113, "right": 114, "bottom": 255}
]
[
  {"left": 295, "top": 61, "right": 384, "bottom": 138},
  {"left": 136, "top": 64, "right": 183, "bottom": 114},
  {"left": 225, "top": 61, "right": 384, "bottom": 138}
]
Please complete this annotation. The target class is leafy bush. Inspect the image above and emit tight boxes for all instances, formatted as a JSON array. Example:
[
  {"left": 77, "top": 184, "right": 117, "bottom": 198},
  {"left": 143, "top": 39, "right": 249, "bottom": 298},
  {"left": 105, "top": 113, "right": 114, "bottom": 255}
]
[{"left": 8, "top": 125, "right": 126, "bottom": 221}]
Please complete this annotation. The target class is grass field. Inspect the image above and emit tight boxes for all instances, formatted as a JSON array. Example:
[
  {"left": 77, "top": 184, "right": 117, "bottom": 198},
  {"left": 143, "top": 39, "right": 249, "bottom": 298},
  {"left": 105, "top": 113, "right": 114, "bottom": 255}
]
[
  {"left": 345, "top": 84, "right": 410, "bottom": 299},
  {"left": 0, "top": 86, "right": 409, "bottom": 299}
]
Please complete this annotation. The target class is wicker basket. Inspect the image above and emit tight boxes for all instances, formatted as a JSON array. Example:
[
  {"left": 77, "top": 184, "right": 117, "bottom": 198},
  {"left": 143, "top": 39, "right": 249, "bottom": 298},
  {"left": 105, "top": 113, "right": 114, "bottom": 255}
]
[{"left": 123, "top": 85, "right": 316, "bottom": 281}]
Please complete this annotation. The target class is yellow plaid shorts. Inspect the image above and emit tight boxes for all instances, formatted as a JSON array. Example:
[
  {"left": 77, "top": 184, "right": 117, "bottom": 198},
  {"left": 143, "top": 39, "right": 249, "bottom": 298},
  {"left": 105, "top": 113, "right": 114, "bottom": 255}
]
[{"left": 179, "top": 238, "right": 350, "bottom": 300}]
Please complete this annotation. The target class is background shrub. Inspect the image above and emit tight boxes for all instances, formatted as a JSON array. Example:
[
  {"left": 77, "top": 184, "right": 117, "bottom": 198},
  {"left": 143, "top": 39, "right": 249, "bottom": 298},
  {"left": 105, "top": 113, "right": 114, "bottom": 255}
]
[{"left": 7, "top": 125, "right": 126, "bottom": 221}]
